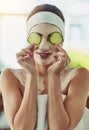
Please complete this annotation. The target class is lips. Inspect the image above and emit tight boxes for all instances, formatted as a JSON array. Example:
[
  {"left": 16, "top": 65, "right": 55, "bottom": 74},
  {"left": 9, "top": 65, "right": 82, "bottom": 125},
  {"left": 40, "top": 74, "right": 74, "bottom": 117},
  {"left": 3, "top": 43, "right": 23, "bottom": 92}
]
[{"left": 36, "top": 52, "right": 52, "bottom": 59}]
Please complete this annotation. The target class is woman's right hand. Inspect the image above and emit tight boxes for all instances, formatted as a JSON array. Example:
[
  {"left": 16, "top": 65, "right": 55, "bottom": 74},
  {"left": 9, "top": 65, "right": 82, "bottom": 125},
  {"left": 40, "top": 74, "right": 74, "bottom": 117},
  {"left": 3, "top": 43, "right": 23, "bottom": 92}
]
[{"left": 16, "top": 45, "right": 36, "bottom": 75}]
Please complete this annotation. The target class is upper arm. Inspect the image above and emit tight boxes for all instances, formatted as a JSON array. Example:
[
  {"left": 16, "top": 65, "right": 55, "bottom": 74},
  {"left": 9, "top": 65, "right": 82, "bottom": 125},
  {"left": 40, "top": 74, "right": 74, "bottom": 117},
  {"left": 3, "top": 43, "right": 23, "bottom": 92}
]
[
  {"left": 64, "top": 68, "right": 89, "bottom": 129},
  {"left": 0, "top": 68, "right": 23, "bottom": 127}
]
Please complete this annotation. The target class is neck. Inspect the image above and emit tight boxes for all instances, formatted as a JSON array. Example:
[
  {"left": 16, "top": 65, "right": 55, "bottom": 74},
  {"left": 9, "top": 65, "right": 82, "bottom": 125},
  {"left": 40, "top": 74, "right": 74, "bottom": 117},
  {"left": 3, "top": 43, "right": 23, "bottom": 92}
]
[
  {"left": 36, "top": 64, "right": 48, "bottom": 94},
  {"left": 36, "top": 64, "right": 47, "bottom": 76}
]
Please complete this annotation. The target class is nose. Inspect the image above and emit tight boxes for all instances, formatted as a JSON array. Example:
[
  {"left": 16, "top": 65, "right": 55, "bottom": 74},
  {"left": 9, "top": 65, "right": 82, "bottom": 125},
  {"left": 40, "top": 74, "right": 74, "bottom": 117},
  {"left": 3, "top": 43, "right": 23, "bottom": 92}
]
[{"left": 39, "top": 37, "right": 50, "bottom": 51}]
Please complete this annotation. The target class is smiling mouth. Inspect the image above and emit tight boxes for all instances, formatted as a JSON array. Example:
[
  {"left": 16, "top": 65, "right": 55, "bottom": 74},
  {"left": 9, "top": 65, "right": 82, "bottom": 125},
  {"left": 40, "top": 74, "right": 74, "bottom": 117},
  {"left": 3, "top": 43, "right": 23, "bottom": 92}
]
[{"left": 36, "top": 52, "right": 52, "bottom": 59}]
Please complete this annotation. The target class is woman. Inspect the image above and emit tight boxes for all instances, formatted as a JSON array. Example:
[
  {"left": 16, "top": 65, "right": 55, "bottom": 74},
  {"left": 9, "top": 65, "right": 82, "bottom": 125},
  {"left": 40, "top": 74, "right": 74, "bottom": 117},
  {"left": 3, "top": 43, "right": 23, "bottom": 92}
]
[{"left": 0, "top": 4, "right": 89, "bottom": 130}]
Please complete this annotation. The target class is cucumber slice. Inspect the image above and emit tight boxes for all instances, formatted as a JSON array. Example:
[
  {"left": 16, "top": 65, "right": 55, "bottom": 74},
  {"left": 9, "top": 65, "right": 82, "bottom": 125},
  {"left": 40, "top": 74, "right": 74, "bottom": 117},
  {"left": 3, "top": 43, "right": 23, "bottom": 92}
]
[
  {"left": 49, "top": 32, "right": 63, "bottom": 44},
  {"left": 28, "top": 32, "right": 41, "bottom": 45}
]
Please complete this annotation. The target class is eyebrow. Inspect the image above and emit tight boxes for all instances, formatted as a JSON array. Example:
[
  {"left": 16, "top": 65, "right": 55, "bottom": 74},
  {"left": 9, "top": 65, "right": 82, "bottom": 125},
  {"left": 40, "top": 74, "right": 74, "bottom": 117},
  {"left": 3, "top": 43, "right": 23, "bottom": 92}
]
[
  {"left": 31, "top": 31, "right": 61, "bottom": 36},
  {"left": 31, "top": 32, "right": 42, "bottom": 36}
]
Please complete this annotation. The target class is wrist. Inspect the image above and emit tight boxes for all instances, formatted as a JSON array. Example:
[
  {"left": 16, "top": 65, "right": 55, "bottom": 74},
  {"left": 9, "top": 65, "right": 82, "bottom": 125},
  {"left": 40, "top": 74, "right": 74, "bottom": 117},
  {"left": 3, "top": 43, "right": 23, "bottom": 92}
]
[
  {"left": 48, "top": 69, "right": 60, "bottom": 77},
  {"left": 48, "top": 71, "right": 58, "bottom": 81},
  {"left": 26, "top": 72, "right": 37, "bottom": 79}
]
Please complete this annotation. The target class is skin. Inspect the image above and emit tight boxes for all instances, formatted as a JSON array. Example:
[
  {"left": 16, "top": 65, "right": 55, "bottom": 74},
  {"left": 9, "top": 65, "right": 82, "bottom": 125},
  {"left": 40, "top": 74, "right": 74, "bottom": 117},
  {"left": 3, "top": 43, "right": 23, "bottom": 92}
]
[{"left": 0, "top": 23, "right": 89, "bottom": 130}]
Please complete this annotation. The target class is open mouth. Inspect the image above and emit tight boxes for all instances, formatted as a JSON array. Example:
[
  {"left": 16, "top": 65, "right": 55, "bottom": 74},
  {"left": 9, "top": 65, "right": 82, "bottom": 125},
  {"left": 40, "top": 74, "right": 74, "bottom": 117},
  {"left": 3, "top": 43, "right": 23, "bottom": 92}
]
[{"left": 36, "top": 52, "right": 52, "bottom": 59}]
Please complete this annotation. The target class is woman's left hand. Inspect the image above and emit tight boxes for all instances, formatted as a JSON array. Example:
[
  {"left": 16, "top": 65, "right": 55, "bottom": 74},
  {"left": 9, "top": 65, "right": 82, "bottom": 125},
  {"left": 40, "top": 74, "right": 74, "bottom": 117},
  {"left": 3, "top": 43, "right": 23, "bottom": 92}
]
[{"left": 48, "top": 45, "right": 70, "bottom": 74}]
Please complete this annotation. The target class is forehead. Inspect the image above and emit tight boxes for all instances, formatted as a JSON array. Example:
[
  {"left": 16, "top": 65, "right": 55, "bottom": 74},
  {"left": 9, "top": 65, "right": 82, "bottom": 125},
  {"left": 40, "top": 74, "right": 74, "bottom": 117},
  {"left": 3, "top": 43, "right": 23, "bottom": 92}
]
[{"left": 29, "top": 23, "right": 61, "bottom": 35}]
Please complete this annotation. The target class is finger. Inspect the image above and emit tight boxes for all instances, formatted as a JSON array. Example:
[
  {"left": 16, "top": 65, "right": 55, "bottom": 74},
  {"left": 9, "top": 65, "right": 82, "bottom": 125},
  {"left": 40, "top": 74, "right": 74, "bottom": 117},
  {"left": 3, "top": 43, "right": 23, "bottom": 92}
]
[
  {"left": 55, "top": 45, "right": 71, "bottom": 64},
  {"left": 16, "top": 51, "right": 27, "bottom": 58},
  {"left": 17, "top": 46, "right": 34, "bottom": 58},
  {"left": 17, "top": 55, "right": 33, "bottom": 65},
  {"left": 22, "top": 45, "right": 35, "bottom": 56},
  {"left": 25, "top": 45, "right": 35, "bottom": 52},
  {"left": 55, "top": 44, "right": 67, "bottom": 53},
  {"left": 17, "top": 56, "right": 25, "bottom": 63},
  {"left": 56, "top": 48, "right": 70, "bottom": 63},
  {"left": 54, "top": 48, "right": 68, "bottom": 64},
  {"left": 53, "top": 52, "right": 66, "bottom": 61},
  {"left": 22, "top": 49, "right": 33, "bottom": 57}
]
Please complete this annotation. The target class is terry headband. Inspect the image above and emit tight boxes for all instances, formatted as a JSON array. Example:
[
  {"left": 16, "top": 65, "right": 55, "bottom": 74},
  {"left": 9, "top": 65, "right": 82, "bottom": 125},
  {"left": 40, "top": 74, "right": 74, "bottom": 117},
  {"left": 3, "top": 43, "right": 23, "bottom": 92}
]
[{"left": 26, "top": 11, "right": 65, "bottom": 38}]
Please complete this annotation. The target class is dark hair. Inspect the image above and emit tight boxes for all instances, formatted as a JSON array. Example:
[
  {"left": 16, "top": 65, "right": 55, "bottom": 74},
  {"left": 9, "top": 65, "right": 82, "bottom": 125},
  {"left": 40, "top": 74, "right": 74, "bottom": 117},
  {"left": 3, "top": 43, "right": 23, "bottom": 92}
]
[{"left": 27, "top": 4, "right": 65, "bottom": 22}]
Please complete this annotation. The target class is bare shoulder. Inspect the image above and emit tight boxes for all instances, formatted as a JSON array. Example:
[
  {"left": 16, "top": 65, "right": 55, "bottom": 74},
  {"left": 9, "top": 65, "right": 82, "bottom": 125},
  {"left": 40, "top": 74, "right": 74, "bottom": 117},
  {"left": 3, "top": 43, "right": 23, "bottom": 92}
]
[
  {"left": 0, "top": 68, "right": 21, "bottom": 82},
  {"left": 61, "top": 67, "right": 89, "bottom": 109},
  {"left": 61, "top": 67, "right": 89, "bottom": 95},
  {"left": 0, "top": 68, "right": 25, "bottom": 92},
  {"left": 70, "top": 67, "right": 89, "bottom": 86},
  {"left": 62, "top": 67, "right": 89, "bottom": 82},
  {"left": 76, "top": 67, "right": 89, "bottom": 75},
  {"left": 67, "top": 67, "right": 89, "bottom": 101}
]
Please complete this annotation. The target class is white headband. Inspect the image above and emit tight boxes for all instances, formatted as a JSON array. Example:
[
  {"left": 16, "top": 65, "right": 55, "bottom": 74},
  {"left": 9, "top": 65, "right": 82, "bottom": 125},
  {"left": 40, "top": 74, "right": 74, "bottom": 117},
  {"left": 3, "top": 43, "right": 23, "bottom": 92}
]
[{"left": 26, "top": 11, "right": 65, "bottom": 38}]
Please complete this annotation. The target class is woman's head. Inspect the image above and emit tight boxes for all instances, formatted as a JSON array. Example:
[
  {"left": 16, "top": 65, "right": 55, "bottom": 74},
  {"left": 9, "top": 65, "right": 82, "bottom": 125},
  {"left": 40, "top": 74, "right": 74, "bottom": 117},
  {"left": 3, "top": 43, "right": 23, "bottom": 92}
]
[
  {"left": 26, "top": 4, "right": 65, "bottom": 65},
  {"left": 26, "top": 4, "right": 65, "bottom": 39}
]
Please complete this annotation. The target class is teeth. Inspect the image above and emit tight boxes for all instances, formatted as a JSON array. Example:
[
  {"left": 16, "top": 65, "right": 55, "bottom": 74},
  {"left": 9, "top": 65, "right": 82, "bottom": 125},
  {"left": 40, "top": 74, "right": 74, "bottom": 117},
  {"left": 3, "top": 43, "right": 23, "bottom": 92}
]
[
  {"left": 36, "top": 52, "right": 52, "bottom": 58},
  {"left": 40, "top": 53, "right": 51, "bottom": 58},
  {"left": 41, "top": 53, "right": 47, "bottom": 56},
  {"left": 40, "top": 54, "right": 47, "bottom": 57}
]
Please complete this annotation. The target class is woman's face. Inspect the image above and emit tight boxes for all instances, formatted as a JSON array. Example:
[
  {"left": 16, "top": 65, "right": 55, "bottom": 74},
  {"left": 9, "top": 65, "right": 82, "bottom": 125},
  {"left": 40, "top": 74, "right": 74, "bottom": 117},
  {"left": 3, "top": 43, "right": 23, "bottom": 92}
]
[{"left": 28, "top": 23, "right": 63, "bottom": 65}]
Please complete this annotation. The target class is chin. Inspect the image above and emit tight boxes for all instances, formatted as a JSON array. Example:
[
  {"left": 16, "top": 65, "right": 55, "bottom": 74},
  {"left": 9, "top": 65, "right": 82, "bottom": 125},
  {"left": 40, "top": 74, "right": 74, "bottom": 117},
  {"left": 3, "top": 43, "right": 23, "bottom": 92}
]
[{"left": 34, "top": 55, "right": 53, "bottom": 65}]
